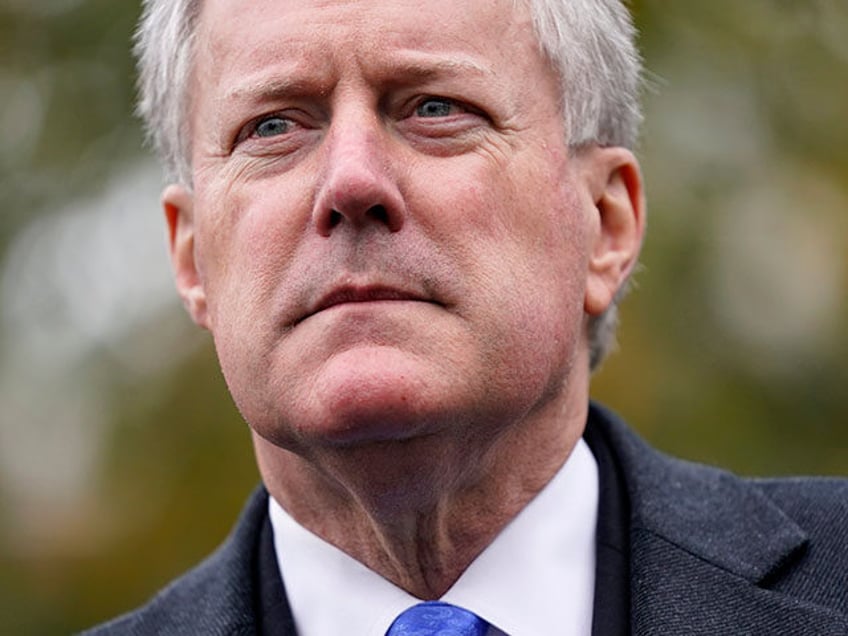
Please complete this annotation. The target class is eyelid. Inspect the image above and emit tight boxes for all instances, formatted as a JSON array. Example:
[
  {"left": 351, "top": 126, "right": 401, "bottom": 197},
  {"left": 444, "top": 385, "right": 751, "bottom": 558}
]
[
  {"left": 411, "top": 95, "right": 458, "bottom": 114},
  {"left": 413, "top": 93, "right": 490, "bottom": 119},
  {"left": 234, "top": 112, "right": 295, "bottom": 147},
  {"left": 231, "top": 105, "right": 330, "bottom": 159}
]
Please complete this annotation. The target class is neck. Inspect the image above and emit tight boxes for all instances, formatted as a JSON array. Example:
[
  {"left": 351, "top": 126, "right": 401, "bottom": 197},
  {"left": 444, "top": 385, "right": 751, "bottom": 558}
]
[{"left": 254, "top": 386, "right": 588, "bottom": 599}]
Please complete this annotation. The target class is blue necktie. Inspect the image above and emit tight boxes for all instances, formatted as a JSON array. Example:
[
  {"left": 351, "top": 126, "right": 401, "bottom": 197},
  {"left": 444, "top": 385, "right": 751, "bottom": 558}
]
[{"left": 386, "top": 601, "right": 489, "bottom": 635}]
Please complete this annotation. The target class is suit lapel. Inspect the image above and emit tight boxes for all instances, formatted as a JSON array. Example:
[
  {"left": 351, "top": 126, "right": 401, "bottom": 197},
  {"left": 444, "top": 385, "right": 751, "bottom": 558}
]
[
  {"left": 630, "top": 527, "right": 846, "bottom": 635},
  {"left": 590, "top": 403, "right": 846, "bottom": 636}
]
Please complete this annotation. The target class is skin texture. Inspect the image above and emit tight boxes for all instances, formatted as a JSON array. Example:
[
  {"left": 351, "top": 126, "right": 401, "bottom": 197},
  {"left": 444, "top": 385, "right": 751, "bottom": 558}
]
[{"left": 164, "top": 0, "right": 645, "bottom": 598}]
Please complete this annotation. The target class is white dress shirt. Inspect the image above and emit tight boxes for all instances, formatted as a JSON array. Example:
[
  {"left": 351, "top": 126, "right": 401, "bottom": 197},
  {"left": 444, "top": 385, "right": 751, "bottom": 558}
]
[{"left": 269, "top": 438, "right": 599, "bottom": 635}]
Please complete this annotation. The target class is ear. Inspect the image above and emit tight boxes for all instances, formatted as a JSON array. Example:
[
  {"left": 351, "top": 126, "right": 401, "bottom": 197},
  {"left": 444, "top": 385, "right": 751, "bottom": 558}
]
[
  {"left": 163, "top": 184, "right": 210, "bottom": 329},
  {"left": 578, "top": 146, "right": 646, "bottom": 316}
]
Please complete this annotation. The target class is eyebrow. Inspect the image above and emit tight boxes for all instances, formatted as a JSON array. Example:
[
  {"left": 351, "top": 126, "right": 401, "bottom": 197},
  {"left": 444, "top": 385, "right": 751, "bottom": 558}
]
[
  {"left": 225, "top": 75, "right": 318, "bottom": 104},
  {"left": 382, "top": 53, "right": 493, "bottom": 82},
  {"left": 223, "top": 53, "right": 493, "bottom": 105}
]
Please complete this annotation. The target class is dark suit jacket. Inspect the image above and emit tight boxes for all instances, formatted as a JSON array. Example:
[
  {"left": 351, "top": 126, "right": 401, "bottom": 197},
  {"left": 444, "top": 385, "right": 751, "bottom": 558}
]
[{"left": 84, "top": 404, "right": 848, "bottom": 635}]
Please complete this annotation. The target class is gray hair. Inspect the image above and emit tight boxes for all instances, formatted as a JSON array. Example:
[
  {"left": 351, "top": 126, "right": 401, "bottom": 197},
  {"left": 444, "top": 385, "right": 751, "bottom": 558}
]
[
  {"left": 521, "top": 0, "right": 643, "bottom": 369},
  {"left": 133, "top": 0, "right": 643, "bottom": 369}
]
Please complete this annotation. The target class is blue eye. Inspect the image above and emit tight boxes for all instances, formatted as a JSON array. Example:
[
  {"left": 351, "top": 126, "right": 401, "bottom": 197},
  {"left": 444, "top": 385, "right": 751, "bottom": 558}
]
[
  {"left": 415, "top": 98, "right": 456, "bottom": 118},
  {"left": 255, "top": 116, "right": 291, "bottom": 138}
]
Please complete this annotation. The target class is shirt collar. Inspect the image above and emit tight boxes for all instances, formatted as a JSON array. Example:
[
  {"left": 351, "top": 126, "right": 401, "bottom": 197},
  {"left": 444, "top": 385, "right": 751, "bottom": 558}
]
[{"left": 269, "top": 438, "right": 598, "bottom": 636}]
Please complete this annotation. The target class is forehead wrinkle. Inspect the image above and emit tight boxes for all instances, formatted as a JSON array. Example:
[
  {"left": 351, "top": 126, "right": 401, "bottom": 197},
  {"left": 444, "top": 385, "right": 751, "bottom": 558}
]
[
  {"left": 219, "top": 53, "right": 496, "bottom": 120},
  {"left": 226, "top": 52, "right": 492, "bottom": 99},
  {"left": 373, "top": 51, "right": 493, "bottom": 82}
]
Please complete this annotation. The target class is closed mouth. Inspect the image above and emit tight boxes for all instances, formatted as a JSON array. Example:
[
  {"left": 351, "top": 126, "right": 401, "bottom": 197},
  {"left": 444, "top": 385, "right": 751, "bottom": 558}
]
[{"left": 296, "top": 285, "right": 433, "bottom": 325}]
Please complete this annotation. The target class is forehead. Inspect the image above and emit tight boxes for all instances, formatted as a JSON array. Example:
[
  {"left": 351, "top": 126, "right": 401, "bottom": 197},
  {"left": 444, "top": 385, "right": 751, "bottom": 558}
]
[{"left": 192, "top": 0, "right": 542, "bottom": 89}]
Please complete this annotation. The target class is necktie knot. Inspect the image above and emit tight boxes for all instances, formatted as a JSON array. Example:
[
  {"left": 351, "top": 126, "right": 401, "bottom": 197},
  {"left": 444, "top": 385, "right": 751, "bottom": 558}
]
[{"left": 386, "top": 601, "right": 488, "bottom": 636}]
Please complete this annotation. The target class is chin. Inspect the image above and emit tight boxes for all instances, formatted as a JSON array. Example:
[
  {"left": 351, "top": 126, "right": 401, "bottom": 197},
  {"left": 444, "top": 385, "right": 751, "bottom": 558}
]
[{"left": 308, "top": 347, "right": 452, "bottom": 444}]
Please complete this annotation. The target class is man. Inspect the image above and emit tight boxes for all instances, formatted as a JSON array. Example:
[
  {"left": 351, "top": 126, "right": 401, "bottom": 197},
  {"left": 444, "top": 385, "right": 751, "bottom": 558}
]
[{"left": 87, "top": 0, "right": 848, "bottom": 634}]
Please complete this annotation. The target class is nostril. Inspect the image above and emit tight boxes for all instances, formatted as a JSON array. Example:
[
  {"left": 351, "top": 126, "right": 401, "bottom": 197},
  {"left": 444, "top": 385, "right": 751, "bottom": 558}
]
[
  {"left": 317, "top": 198, "right": 404, "bottom": 235},
  {"left": 368, "top": 205, "right": 389, "bottom": 225}
]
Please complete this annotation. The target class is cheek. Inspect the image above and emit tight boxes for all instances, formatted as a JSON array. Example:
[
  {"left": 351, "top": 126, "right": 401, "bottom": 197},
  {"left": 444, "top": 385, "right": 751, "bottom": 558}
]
[
  {"left": 191, "top": 181, "right": 307, "bottom": 429},
  {"left": 412, "top": 155, "right": 590, "bottom": 385},
  {"left": 194, "top": 178, "right": 310, "bottom": 324},
  {"left": 417, "top": 152, "right": 589, "bottom": 297}
]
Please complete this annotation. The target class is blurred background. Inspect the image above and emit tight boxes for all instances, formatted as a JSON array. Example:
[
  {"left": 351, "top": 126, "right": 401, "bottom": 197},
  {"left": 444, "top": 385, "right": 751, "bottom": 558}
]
[{"left": 1, "top": 0, "right": 846, "bottom": 632}]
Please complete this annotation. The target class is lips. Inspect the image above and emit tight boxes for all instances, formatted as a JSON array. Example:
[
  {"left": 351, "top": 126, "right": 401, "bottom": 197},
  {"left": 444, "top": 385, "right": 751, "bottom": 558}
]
[{"left": 296, "top": 285, "right": 431, "bottom": 324}]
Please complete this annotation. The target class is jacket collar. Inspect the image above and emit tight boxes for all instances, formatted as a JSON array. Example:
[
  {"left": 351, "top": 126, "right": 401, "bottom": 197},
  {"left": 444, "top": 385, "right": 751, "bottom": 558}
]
[
  {"left": 590, "top": 402, "right": 846, "bottom": 635},
  {"left": 128, "top": 405, "right": 843, "bottom": 635}
]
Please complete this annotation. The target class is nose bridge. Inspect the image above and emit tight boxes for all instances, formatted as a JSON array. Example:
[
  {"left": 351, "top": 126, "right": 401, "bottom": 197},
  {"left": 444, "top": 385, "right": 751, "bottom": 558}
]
[
  {"left": 329, "top": 113, "right": 386, "bottom": 195},
  {"left": 313, "top": 103, "right": 405, "bottom": 235}
]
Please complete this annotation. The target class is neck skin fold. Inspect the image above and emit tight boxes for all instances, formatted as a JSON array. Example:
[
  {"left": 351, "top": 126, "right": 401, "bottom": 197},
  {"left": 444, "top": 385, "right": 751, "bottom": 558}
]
[{"left": 253, "top": 351, "right": 590, "bottom": 599}]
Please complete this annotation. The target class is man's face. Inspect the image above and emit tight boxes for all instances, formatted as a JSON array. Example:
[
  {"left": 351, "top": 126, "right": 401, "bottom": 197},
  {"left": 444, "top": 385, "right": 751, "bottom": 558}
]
[{"left": 170, "top": 0, "right": 634, "bottom": 453}]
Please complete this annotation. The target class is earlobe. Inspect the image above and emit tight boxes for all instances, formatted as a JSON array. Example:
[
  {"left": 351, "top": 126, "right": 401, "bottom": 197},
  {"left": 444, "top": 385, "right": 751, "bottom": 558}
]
[
  {"left": 581, "top": 147, "right": 646, "bottom": 316},
  {"left": 163, "top": 184, "right": 210, "bottom": 329}
]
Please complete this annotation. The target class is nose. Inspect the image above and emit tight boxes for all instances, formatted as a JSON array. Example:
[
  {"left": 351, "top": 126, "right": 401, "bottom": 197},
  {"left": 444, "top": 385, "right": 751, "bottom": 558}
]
[{"left": 312, "top": 113, "right": 406, "bottom": 237}]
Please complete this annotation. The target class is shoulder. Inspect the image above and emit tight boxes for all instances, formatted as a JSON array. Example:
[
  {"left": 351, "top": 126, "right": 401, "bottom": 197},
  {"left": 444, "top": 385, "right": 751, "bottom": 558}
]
[
  {"left": 751, "top": 476, "right": 848, "bottom": 605},
  {"left": 590, "top": 401, "right": 848, "bottom": 524},
  {"left": 81, "top": 487, "right": 269, "bottom": 636},
  {"left": 589, "top": 402, "right": 848, "bottom": 622},
  {"left": 754, "top": 475, "right": 848, "bottom": 542},
  {"left": 753, "top": 474, "right": 848, "bottom": 515}
]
